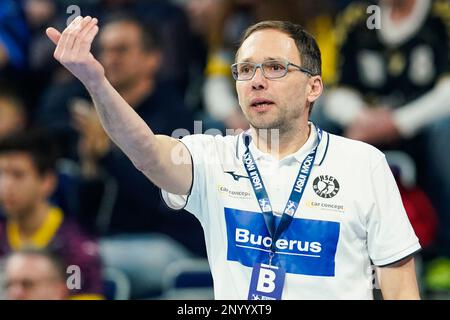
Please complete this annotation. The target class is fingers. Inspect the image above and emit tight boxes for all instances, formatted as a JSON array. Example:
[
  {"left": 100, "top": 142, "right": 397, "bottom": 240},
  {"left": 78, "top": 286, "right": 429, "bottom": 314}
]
[
  {"left": 64, "top": 16, "right": 85, "bottom": 52},
  {"left": 60, "top": 16, "right": 88, "bottom": 58},
  {"left": 75, "top": 18, "right": 99, "bottom": 56},
  {"left": 53, "top": 15, "right": 82, "bottom": 60},
  {"left": 52, "top": 16, "right": 99, "bottom": 61},
  {"left": 70, "top": 101, "right": 101, "bottom": 135},
  {"left": 46, "top": 27, "right": 61, "bottom": 45}
]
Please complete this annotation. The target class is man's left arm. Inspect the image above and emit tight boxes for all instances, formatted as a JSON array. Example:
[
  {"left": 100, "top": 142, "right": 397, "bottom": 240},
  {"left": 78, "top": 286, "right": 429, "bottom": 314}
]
[{"left": 377, "top": 256, "right": 421, "bottom": 300}]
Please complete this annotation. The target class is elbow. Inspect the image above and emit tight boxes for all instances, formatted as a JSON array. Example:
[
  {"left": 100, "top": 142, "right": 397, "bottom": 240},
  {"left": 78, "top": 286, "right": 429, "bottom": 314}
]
[
  {"left": 131, "top": 141, "right": 162, "bottom": 173},
  {"left": 132, "top": 153, "right": 161, "bottom": 173}
]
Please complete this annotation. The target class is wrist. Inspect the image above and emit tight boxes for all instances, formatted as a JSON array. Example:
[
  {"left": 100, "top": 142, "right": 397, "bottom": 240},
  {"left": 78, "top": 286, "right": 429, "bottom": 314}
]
[
  {"left": 81, "top": 158, "right": 99, "bottom": 178},
  {"left": 84, "top": 75, "right": 109, "bottom": 95}
]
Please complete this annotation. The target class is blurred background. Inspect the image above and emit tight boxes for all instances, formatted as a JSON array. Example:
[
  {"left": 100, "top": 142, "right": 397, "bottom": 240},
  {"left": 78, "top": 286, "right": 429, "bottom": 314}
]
[{"left": 0, "top": 0, "right": 449, "bottom": 300}]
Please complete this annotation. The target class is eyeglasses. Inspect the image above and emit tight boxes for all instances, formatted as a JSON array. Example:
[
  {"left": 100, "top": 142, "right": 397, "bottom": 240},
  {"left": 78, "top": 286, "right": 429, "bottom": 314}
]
[
  {"left": 231, "top": 59, "right": 314, "bottom": 81},
  {"left": 4, "top": 277, "right": 60, "bottom": 290}
]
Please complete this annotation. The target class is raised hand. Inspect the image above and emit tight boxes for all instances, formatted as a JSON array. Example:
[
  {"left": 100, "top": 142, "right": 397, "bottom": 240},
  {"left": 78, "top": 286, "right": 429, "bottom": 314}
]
[
  {"left": 46, "top": 16, "right": 105, "bottom": 87},
  {"left": 70, "top": 99, "right": 111, "bottom": 162}
]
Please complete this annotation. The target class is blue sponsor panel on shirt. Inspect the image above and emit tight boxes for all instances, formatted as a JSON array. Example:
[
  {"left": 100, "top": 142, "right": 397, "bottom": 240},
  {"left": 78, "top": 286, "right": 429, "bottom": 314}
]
[{"left": 225, "top": 207, "right": 340, "bottom": 276}]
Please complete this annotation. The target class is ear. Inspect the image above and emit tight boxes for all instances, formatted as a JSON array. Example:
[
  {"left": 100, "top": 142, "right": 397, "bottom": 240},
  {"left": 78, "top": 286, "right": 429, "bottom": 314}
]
[
  {"left": 145, "top": 50, "right": 162, "bottom": 75},
  {"left": 306, "top": 76, "right": 323, "bottom": 104},
  {"left": 41, "top": 172, "right": 57, "bottom": 199}
]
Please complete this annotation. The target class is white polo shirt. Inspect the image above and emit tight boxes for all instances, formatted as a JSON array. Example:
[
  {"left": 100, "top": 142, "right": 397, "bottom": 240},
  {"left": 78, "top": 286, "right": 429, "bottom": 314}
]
[{"left": 161, "top": 123, "right": 420, "bottom": 300}]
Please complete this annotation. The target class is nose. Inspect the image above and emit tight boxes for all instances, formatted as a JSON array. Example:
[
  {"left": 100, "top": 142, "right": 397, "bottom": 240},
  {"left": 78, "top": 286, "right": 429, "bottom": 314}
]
[{"left": 251, "top": 66, "right": 267, "bottom": 90}]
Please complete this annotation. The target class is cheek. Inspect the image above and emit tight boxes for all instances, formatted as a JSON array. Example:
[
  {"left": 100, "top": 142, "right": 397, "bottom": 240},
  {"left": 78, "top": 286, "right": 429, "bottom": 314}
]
[
  {"left": 236, "top": 83, "right": 247, "bottom": 105},
  {"left": 13, "top": 178, "right": 41, "bottom": 200},
  {"left": 284, "top": 82, "right": 307, "bottom": 106}
]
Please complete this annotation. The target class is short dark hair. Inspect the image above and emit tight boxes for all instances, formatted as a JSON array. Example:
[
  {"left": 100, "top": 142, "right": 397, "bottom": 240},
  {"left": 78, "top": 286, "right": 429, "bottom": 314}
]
[
  {"left": 0, "top": 80, "right": 26, "bottom": 116},
  {"left": 0, "top": 128, "right": 58, "bottom": 176},
  {"left": 102, "top": 12, "right": 161, "bottom": 52},
  {"left": 7, "top": 247, "right": 66, "bottom": 281},
  {"left": 237, "top": 20, "right": 322, "bottom": 76}
]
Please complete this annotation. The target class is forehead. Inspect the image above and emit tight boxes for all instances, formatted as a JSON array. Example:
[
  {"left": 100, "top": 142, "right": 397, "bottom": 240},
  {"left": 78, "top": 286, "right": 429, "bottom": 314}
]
[
  {"left": 237, "top": 29, "right": 300, "bottom": 63},
  {"left": 6, "top": 255, "right": 53, "bottom": 278},
  {"left": 0, "top": 152, "right": 35, "bottom": 170},
  {"left": 100, "top": 22, "right": 142, "bottom": 45}
]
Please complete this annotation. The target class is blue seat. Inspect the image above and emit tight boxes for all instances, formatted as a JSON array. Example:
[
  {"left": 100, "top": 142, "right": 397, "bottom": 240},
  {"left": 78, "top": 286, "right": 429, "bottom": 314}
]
[
  {"left": 102, "top": 267, "right": 131, "bottom": 300},
  {"left": 161, "top": 258, "right": 214, "bottom": 300}
]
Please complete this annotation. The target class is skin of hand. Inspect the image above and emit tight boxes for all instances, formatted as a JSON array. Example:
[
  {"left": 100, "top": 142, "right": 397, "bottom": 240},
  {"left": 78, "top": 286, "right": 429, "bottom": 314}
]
[
  {"left": 46, "top": 16, "right": 104, "bottom": 88},
  {"left": 70, "top": 99, "right": 110, "bottom": 178},
  {"left": 345, "top": 107, "right": 401, "bottom": 145},
  {"left": 71, "top": 99, "right": 111, "bottom": 162}
]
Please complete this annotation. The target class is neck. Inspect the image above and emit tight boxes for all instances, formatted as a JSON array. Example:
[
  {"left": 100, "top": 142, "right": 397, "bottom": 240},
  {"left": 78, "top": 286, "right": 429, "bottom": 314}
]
[
  {"left": 118, "top": 78, "right": 154, "bottom": 108},
  {"left": 251, "top": 123, "right": 311, "bottom": 159},
  {"left": 15, "top": 202, "right": 51, "bottom": 239}
]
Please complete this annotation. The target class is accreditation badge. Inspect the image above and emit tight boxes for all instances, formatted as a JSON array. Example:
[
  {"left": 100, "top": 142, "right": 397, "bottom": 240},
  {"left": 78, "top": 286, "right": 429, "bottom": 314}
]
[{"left": 247, "top": 263, "right": 286, "bottom": 300}]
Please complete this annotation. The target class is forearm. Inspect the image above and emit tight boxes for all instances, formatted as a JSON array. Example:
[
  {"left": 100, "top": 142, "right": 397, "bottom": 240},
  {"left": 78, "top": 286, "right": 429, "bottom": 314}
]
[
  {"left": 322, "top": 87, "right": 366, "bottom": 126},
  {"left": 47, "top": 16, "right": 192, "bottom": 194},
  {"left": 393, "top": 77, "right": 450, "bottom": 137},
  {"left": 378, "top": 257, "right": 421, "bottom": 300},
  {"left": 85, "top": 77, "right": 160, "bottom": 170}
]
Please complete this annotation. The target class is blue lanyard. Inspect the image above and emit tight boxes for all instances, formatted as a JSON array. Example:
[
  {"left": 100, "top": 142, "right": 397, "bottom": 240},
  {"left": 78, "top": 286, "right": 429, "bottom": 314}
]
[{"left": 242, "top": 127, "right": 322, "bottom": 260}]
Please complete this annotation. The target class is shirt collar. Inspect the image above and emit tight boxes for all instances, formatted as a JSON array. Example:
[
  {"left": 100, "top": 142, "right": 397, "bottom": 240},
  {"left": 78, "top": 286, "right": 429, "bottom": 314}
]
[
  {"left": 7, "top": 206, "right": 63, "bottom": 250},
  {"left": 236, "top": 122, "right": 329, "bottom": 166}
]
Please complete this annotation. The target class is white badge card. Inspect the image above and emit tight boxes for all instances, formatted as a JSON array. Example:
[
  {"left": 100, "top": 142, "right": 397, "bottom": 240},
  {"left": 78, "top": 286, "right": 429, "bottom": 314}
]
[{"left": 247, "top": 263, "right": 286, "bottom": 300}]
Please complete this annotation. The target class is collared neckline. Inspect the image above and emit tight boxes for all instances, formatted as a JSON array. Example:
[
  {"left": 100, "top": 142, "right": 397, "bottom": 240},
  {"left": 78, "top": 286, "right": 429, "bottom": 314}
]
[
  {"left": 236, "top": 122, "right": 329, "bottom": 166},
  {"left": 7, "top": 206, "right": 64, "bottom": 250}
]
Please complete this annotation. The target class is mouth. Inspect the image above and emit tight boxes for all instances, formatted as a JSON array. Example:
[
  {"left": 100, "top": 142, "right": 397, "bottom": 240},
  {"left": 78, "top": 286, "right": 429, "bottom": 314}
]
[{"left": 250, "top": 98, "right": 275, "bottom": 111}]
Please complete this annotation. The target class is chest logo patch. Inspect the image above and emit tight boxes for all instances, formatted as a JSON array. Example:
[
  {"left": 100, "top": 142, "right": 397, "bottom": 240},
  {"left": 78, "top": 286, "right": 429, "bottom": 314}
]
[{"left": 313, "top": 175, "right": 340, "bottom": 199}]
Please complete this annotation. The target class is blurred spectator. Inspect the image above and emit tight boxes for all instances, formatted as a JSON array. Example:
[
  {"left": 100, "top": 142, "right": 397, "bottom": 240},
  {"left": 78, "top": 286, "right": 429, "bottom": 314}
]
[
  {"left": 0, "top": 82, "right": 28, "bottom": 139},
  {"left": 3, "top": 247, "right": 69, "bottom": 300},
  {"left": 22, "top": 0, "right": 68, "bottom": 116},
  {"left": 0, "top": 0, "right": 29, "bottom": 84},
  {"left": 0, "top": 129, "right": 104, "bottom": 299},
  {"left": 82, "top": 0, "right": 192, "bottom": 93},
  {"left": 37, "top": 13, "right": 205, "bottom": 298},
  {"left": 174, "top": 0, "right": 213, "bottom": 119},
  {"left": 313, "top": 0, "right": 450, "bottom": 292}
]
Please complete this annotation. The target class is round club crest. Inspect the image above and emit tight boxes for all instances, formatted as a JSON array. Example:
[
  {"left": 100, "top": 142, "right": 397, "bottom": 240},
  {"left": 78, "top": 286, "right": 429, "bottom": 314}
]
[{"left": 313, "top": 175, "right": 340, "bottom": 198}]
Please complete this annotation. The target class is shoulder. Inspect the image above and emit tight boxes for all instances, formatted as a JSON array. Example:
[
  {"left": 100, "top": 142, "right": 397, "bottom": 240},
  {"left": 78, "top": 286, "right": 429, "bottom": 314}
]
[
  {"left": 326, "top": 132, "right": 385, "bottom": 167},
  {"left": 56, "top": 217, "right": 97, "bottom": 247},
  {"left": 430, "top": 0, "right": 450, "bottom": 36},
  {"left": 181, "top": 133, "right": 239, "bottom": 151},
  {"left": 56, "top": 220, "right": 100, "bottom": 260},
  {"left": 335, "top": 1, "right": 372, "bottom": 46},
  {"left": 180, "top": 133, "right": 241, "bottom": 166}
]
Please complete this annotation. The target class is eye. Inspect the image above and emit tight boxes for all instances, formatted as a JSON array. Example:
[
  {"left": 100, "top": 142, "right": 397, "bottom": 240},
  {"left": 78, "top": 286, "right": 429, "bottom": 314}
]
[
  {"left": 238, "top": 63, "right": 253, "bottom": 74},
  {"left": 266, "top": 62, "right": 286, "bottom": 71}
]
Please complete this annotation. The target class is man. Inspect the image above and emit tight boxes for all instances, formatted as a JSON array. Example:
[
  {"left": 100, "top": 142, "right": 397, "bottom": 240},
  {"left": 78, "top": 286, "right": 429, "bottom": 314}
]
[
  {"left": 3, "top": 248, "right": 69, "bottom": 300},
  {"left": 0, "top": 82, "right": 27, "bottom": 139},
  {"left": 0, "top": 129, "right": 103, "bottom": 299},
  {"left": 47, "top": 17, "right": 420, "bottom": 299}
]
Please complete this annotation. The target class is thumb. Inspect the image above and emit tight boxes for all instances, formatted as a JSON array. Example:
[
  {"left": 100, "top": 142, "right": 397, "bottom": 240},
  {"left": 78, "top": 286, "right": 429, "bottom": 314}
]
[{"left": 46, "top": 27, "right": 62, "bottom": 45}]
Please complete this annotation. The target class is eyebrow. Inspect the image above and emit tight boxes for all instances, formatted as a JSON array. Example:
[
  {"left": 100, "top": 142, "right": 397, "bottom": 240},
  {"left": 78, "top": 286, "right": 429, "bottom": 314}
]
[{"left": 238, "top": 57, "right": 285, "bottom": 63}]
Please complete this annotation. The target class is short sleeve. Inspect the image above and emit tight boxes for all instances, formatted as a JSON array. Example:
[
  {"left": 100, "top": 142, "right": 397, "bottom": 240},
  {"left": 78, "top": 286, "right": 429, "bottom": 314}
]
[
  {"left": 160, "top": 134, "right": 218, "bottom": 224},
  {"left": 366, "top": 156, "right": 421, "bottom": 266}
]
